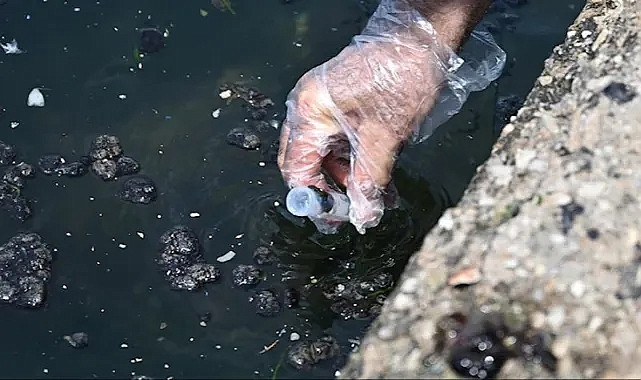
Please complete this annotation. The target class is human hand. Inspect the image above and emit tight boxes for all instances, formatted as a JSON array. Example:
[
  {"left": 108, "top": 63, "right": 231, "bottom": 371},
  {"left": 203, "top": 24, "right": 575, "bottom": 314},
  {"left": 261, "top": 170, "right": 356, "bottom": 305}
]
[{"left": 278, "top": 0, "right": 504, "bottom": 234}]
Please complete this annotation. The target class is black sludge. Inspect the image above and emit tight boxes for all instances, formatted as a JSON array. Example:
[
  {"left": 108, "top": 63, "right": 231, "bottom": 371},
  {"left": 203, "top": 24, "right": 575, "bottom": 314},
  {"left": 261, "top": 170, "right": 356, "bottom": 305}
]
[
  {"left": 157, "top": 226, "right": 220, "bottom": 291},
  {"left": 0, "top": 233, "right": 52, "bottom": 308},
  {"left": 117, "top": 176, "right": 157, "bottom": 204}
]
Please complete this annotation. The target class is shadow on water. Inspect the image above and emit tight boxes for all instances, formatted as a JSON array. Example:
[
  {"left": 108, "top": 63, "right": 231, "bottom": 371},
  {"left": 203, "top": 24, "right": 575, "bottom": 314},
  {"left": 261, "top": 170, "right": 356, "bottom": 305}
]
[{"left": 0, "top": 0, "right": 583, "bottom": 378}]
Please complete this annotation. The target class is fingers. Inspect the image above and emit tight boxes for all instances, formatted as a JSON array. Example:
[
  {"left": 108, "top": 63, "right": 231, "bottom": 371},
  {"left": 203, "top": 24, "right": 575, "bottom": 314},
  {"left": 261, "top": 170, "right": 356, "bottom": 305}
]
[
  {"left": 346, "top": 127, "right": 401, "bottom": 234},
  {"left": 278, "top": 118, "right": 331, "bottom": 190},
  {"left": 278, "top": 79, "right": 341, "bottom": 191}
]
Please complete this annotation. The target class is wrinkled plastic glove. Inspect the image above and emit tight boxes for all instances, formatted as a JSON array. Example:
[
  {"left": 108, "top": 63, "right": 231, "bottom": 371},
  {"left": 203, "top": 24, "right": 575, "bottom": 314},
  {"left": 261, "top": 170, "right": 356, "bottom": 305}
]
[{"left": 278, "top": 0, "right": 505, "bottom": 234}]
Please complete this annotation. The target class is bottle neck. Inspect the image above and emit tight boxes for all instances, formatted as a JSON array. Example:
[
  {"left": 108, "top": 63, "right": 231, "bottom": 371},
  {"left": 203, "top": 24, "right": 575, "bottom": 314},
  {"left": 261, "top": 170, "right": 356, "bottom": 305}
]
[{"left": 307, "top": 186, "right": 334, "bottom": 213}]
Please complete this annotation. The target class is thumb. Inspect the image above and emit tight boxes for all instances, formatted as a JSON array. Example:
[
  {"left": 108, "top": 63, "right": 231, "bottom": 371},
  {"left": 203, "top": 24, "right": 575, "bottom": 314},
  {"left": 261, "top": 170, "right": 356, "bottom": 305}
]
[{"left": 346, "top": 126, "right": 400, "bottom": 234}]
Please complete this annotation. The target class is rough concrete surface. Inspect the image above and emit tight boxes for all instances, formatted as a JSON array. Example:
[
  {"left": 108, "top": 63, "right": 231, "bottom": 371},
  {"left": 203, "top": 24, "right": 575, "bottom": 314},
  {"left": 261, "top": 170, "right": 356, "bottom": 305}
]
[{"left": 342, "top": 0, "right": 641, "bottom": 378}]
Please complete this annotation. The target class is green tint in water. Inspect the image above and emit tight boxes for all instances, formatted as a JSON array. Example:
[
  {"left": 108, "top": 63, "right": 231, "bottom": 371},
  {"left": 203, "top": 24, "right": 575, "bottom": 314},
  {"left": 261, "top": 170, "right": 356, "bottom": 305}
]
[{"left": 0, "top": 0, "right": 582, "bottom": 378}]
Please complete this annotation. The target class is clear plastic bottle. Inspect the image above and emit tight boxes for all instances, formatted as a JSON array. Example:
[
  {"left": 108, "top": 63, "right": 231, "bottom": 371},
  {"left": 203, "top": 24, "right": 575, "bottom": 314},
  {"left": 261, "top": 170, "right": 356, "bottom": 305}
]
[{"left": 285, "top": 186, "right": 350, "bottom": 222}]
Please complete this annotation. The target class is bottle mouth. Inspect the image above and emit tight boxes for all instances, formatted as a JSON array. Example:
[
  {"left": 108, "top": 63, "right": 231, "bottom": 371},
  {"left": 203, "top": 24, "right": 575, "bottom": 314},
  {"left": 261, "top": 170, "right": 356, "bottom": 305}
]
[{"left": 286, "top": 187, "right": 323, "bottom": 217}]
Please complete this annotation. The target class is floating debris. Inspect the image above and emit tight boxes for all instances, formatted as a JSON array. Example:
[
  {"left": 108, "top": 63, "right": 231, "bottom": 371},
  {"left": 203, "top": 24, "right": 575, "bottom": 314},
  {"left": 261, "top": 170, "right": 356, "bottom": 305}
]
[
  {"left": 1, "top": 39, "right": 24, "bottom": 54},
  {"left": 63, "top": 332, "right": 88, "bottom": 349},
  {"left": 211, "top": 108, "right": 221, "bottom": 118},
  {"left": 27, "top": 88, "right": 45, "bottom": 107},
  {"left": 216, "top": 250, "right": 236, "bottom": 263},
  {"left": 259, "top": 339, "right": 279, "bottom": 354}
]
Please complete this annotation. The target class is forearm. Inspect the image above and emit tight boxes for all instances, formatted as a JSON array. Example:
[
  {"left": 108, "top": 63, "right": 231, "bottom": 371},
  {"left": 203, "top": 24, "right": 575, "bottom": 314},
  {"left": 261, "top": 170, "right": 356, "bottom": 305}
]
[{"left": 407, "top": 0, "right": 491, "bottom": 48}]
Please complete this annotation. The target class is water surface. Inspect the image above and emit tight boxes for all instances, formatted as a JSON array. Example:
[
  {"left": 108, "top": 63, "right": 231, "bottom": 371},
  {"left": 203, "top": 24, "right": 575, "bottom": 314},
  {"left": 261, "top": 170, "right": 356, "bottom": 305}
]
[{"left": 0, "top": 1, "right": 583, "bottom": 378}]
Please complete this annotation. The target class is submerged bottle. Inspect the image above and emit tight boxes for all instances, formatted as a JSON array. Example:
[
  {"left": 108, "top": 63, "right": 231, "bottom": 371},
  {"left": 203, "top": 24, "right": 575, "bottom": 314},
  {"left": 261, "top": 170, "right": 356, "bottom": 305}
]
[{"left": 285, "top": 186, "right": 350, "bottom": 222}]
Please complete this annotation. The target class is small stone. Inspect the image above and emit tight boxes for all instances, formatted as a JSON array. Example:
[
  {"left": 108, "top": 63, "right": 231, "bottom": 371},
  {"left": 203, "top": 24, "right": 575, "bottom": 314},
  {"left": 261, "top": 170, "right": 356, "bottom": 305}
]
[
  {"left": 63, "top": 332, "right": 88, "bottom": 349},
  {"left": 546, "top": 306, "right": 566, "bottom": 331},
  {"left": 570, "top": 280, "right": 586, "bottom": 298},
  {"left": 538, "top": 76, "right": 553, "bottom": 86},
  {"left": 219, "top": 90, "right": 232, "bottom": 99},
  {"left": 448, "top": 267, "right": 482, "bottom": 287},
  {"left": 290, "top": 332, "right": 300, "bottom": 341}
]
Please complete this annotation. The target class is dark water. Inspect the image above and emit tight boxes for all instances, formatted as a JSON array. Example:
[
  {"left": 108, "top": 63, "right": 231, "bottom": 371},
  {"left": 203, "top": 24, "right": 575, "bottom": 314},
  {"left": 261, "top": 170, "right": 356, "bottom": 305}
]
[{"left": 0, "top": 1, "right": 582, "bottom": 378}]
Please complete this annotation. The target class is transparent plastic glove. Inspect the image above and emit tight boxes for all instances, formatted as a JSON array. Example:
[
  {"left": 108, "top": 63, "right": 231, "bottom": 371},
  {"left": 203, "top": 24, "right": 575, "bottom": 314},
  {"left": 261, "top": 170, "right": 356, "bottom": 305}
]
[{"left": 278, "top": 0, "right": 505, "bottom": 234}]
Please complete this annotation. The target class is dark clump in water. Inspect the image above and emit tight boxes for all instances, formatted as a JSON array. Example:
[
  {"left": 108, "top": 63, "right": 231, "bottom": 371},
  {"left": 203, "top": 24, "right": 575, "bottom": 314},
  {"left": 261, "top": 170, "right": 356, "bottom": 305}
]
[
  {"left": 0, "top": 140, "right": 16, "bottom": 166},
  {"left": 321, "top": 272, "right": 393, "bottom": 320},
  {"left": 117, "top": 176, "right": 157, "bottom": 204},
  {"left": 253, "top": 246, "right": 278, "bottom": 265},
  {"left": 253, "top": 289, "right": 281, "bottom": 317},
  {"left": 232, "top": 264, "right": 261, "bottom": 287},
  {"left": 115, "top": 156, "right": 140, "bottom": 177},
  {"left": 0, "top": 233, "right": 52, "bottom": 308},
  {"left": 89, "top": 135, "right": 123, "bottom": 161},
  {"left": 139, "top": 28, "right": 165, "bottom": 54},
  {"left": 3, "top": 162, "right": 35, "bottom": 188},
  {"left": 63, "top": 332, "right": 89, "bottom": 349},
  {"left": 226, "top": 126, "right": 261, "bottom": 150},
  {"left": 157, "top": 226, "right": 220, "bottom": 291},
  {"left": 88, "top": 134, "right": 124, "bottom": 181},
  {"left": 39, "top": 154, "right": 90, "bottom": 178},
  {"left": 284, "top": 287, "right": 300, "bottom": 309},
  {"left": 287, "top": 336, "right": 340, "bottom": 370},
  {"left": 0, "top": 144, "right": 34, "bottom": 222}
]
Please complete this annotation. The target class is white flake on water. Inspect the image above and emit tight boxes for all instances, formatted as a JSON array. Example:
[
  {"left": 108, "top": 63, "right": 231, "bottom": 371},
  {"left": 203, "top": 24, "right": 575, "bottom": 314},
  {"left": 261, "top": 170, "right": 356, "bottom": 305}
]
[
  {"left": 211, "top": 108, "right": 221, "bottom": 118},
  {"left": 27, "top": 88, "right": 45, "bottom": 107},
  {"left": 274, "top": 201, "right": 280, "bottom": 207},
  {"left": 189, "top": 212, "right": 200, "bottom": 218},
  {"left": 290, "top": 332, "right": 300, "bottom": 341},
  {"left": 120, "top": 343, "right": 128, "bottom": 348},
  {"left": 136, "top": 231, "right": 145, "bottom": 239},
  {"left": 1, "top": 39, "right": 24, "bottom": 54},
  {"left": 234, "top": 234, "right": 244, "bottom": 239},
  {"left": 118, "top": 243, "right": 127, "bottom": 249},
  {"left": 10, "top": 121, "right": 19, "bottom": 129},
  {"left": 118, "top": 94, "right": 127, "bottom": 100},
  {"left": 258, "top": 162, "right": 266, "bottom": 167},
  {"left": 216, "top": 250, "right": 236, "bottom": 263}
]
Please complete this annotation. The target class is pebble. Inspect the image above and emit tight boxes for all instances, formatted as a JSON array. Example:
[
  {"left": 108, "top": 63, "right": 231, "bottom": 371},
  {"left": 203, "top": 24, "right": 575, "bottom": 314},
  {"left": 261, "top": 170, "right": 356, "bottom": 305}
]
[
  {"left": 570, "top": 280, "right": 586, "bottom": 298},
  {"left": 447, "top": 267, "right": 482, "bottom": 286},
  {"left": 290, "top": 332, "right": 300, "bottom": 341},
  {"left": 546, "top": 306, "right": 566, "bottom": 331},
  {"left": 538, "top": 76, "right": 553, "bottom": 86}
]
